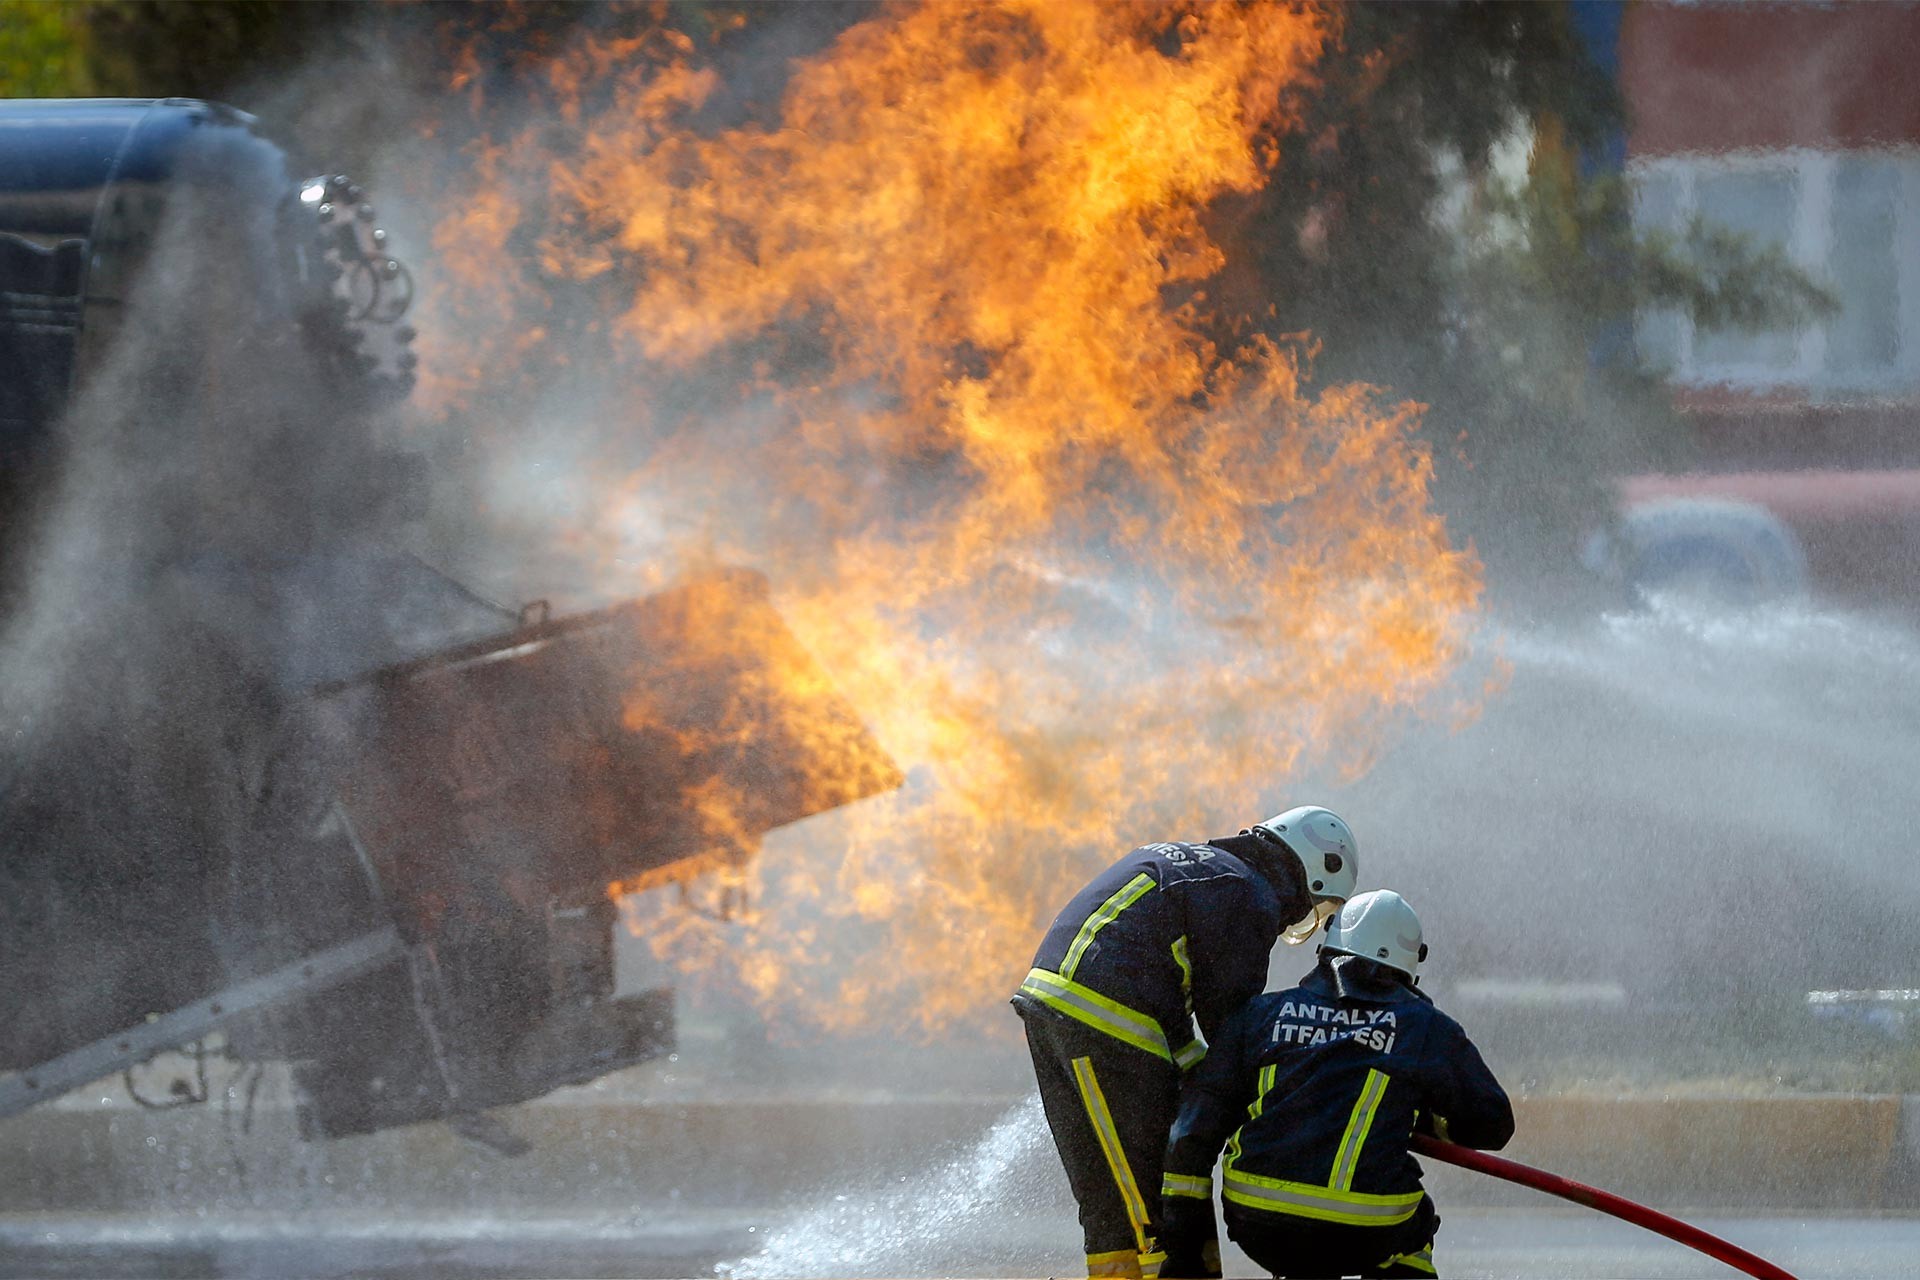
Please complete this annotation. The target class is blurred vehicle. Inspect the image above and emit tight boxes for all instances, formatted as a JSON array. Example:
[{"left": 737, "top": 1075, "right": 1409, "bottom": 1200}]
[
  {"left": 0, "top": 99, "right": 897, "bottom": 1142},
  {"left": 1596, "top": 469, "right": 1920, "bottom": 608}
]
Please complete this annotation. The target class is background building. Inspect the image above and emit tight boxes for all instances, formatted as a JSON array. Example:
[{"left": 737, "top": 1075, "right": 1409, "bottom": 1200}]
[{"left": 1623, "top": 2, "right": 1920, "bottom": 468}]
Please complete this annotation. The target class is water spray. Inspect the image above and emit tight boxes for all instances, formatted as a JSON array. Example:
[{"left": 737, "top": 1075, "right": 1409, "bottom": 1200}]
[{"left": 1411, "top": 1134, "right": 1797, "bottom": 1280}]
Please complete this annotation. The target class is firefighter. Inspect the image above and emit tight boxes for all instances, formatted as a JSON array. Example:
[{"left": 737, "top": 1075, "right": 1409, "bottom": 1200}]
[
  {"left": 1159, "top": 890, "right": 1513, "bottom": 1279},
  {"left": 1012, "top": 807, "right": 1359, "bottom": 1280}
]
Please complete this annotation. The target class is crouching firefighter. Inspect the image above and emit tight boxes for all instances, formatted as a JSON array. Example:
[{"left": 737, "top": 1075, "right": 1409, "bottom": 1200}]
[
  {"left": 1159, "top": 890, "right": 1513, "bottom": 1279},
  {"left": 1012, "top": 807, "right": 1359, "bottom": 1280}
]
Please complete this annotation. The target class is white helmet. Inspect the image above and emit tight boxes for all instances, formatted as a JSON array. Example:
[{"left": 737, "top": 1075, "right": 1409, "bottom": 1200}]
[
  {"left": 1252, "top": 805, "right": 1358, "bottom": 943},
  {"left": 1321, "top": 889, "right": 1426, "bottom": 983}
]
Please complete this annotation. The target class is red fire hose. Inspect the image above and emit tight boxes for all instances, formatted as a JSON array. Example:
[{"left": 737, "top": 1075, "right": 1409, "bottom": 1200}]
[{"left": 1410, "top": 1134, "right": 1798, "bottom": 1280}]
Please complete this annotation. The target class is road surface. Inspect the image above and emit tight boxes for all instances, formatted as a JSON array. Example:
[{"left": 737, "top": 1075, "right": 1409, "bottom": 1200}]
[{"left": 1, "top": 1207, "right": 1908, "bottom": 1278}]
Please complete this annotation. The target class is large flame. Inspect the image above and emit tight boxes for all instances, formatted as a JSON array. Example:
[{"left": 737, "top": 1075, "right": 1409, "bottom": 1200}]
[{"left": 417, "top": 1, "right": 1482, "bottom": 1038}]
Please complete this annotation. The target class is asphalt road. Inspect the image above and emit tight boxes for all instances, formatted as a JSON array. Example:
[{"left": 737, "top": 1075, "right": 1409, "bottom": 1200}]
[{"left": 0, "top": 1208, "right": 1908, "bottom": 1279}]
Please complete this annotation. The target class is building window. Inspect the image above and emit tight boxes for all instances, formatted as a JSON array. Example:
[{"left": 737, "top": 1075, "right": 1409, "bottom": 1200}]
[
  {"left": 1633, "top": 169, "right": 1685, "bottom": 371},
  {"left": 1690, "top": 168, "right": 1802, "bottom": 373},
  {"left": 1631, "top": 150, "right": 1918, "bottom": 396},
  {"left": 1827, "top": 156, "right": 1901, "bottom": 379}
]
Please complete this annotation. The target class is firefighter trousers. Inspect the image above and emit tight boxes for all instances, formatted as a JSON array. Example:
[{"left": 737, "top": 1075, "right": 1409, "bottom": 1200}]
[
  {"left": 1019, "top": 1002, "right": 1180, "bottom": 1279},
  {"left": 1227, "top": 1196, "right": 1441, "bottom": 1278}
]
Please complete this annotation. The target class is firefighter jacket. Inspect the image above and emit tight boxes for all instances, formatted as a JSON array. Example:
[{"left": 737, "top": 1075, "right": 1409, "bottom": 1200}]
[
  {"left": 1013, "top": 834, "right": 1310, "bottom": 1070},
  {"left": 1161, "top": 955, "right": 1512, "bottom": 1246}
]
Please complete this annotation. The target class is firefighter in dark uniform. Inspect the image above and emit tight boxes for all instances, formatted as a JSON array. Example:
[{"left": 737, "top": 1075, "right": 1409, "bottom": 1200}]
[
  {"left": 1160, "top": 890, "right": 1513, "bottom": 1279},
  {"left": 1012, "top": 807, "right": 1360, "bottom": 1280}
]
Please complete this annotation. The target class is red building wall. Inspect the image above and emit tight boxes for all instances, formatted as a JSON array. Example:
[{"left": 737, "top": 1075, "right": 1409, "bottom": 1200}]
[{"left": 1622, "top": 2, "right": 1920, "bottom": 157}]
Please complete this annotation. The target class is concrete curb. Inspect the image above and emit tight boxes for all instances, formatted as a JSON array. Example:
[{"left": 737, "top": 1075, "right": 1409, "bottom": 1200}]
[{"left": 3, "top": 1093, "right": 1916, "bottom": 1213}]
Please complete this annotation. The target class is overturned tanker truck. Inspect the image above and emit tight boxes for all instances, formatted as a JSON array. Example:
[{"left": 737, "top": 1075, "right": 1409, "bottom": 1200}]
[{"left": 0, "top": 100, "right": 898, "bottom": 1142}]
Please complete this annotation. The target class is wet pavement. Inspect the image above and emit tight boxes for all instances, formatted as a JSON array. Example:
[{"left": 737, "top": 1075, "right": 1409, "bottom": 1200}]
[{"left": 0, "top": 1208, "right": 1909, "bottom": 1279}]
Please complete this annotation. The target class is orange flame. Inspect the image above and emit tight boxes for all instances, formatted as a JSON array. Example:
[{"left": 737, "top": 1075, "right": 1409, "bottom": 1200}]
[{"left": 421, "top": 1, "right": 1482, "bottom": 1039}]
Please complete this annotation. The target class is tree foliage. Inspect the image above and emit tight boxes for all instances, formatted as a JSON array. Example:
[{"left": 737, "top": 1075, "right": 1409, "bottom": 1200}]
[
  {"left": 0, "top": 1, "right": 97, "bottom": 97},
  {"left": 48, "top": 1, "right": 360, "bottom": 100}
]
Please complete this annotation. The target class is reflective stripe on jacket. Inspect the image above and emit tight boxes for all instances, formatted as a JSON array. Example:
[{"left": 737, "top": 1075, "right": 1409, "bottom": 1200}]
[
  {"left": 1162, "top": 957, "right": 1513, "bottom": 1238},
  {"left": 1013, "top": 834, "right": 1306, "bottom": 1065}
]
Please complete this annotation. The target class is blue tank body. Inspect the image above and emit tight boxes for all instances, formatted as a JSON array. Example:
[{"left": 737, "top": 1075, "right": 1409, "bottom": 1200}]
[{"left": 0, "top": 98, "right": 414, "bottom": 468}]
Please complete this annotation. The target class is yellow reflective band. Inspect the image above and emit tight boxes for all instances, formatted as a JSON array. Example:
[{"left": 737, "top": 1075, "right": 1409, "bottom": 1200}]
[
  {"left": 1331, "top": 1068, "right": 1390, "bottom": 1192},
  {"left": 1431, "top": 1113, "right": 1453, "bottom": 1143},
  {"left": 1085, "top": 1248, "right": 1141, "bottom": 1279},
  {"left": 1020, "top": 968, "right": 1175, "bottom": 1062},
  {"left": 1161, "top": 1171, "right": 1212, "bottom": 1200},
  {"left": 1167, "top": 937, "right": 1200, "bottom": 1072},
  {"left": 1247, "top": 1063, "right": 1278, "bottom": 1121},
  {"left": 1221, "top": 1169, "right": 1424, "bottom": 1226},
  {"left": 1383, "top": 1244, "right": 1436, "bottom": 1275},
  {"left": 1223, "top": 1063, "right": 1278, "bottom": 1183},
  {"left": 1139, "top": 1247, "right": 1167, "bottom": 1280},
  {"left": 1224, "top": 1069, "right": 1413, "bottom": 1227},
  {"left": 1072, "top": 1056, "right": 1153, "bottom": 1257},
  {"left": 1062, "top": 874, "right": 1156, "bottom": 980}
]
